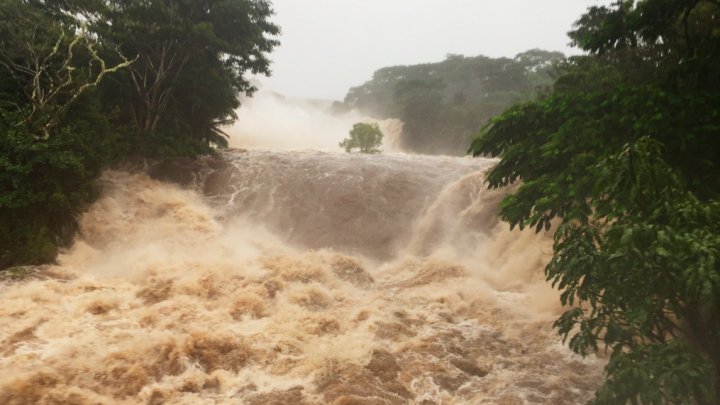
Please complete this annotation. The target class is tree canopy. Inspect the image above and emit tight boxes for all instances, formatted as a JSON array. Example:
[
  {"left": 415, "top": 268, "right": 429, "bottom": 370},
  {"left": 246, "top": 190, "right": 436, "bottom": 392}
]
[
  {"left": 92, "top": 0, "right": 279, "bottom": 149},
  {"left": 340, "top": 122, "right": 384, "bottom": 154},
  {"left": 470, "top": 0, "right": 720, "bottom": 403},
  {"left": 0, "top": 0, "right": 279, "bottom": 268},
  {"left": 340, "top": 50, "right": 563, "bottom": 155}
]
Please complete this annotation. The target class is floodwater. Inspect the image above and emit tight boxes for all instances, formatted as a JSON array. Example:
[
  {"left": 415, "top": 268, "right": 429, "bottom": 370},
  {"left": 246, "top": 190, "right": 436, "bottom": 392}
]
[{"left": 0, "top": 149, "right": 603, "bottom": 404}]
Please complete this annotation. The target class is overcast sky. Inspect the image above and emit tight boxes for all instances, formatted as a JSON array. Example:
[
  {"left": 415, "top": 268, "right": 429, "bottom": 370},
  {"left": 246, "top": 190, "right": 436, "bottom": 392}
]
[{"left": 257, "top": 0, "right": 611, "bottom": 101}]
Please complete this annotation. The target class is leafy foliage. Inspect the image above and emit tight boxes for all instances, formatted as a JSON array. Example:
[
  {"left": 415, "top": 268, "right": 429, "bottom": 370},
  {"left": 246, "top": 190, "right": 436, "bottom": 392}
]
[
  {"left": 341, "top": 50, "right": 563, "bottom": 155},
  {"left": 0, "top": 0, "right": 279, "bottom": 268},
  {"left": 89, "top": 0, "right": 279, "bottom": 152},
  {"left": 470, "top": 0, "right": 720, "bottom": 403},
  {"left": 340, "top": 123, "right": 384, "bottom": 154},
  {"left": 0, "top": 103, "right": 112, "bottom": 268}
]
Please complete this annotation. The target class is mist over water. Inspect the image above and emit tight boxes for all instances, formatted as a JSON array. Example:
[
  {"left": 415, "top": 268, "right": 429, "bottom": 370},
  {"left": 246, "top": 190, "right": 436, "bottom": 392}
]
[
  {"left": 0, "top": 102, "right": 603, "bottom": 404},
  {"left": 225, "top": 92, "right": 403, "bottom": 152}
]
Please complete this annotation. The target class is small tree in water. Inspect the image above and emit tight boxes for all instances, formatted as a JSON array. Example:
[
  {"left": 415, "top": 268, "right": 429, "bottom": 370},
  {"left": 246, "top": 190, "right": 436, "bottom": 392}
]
[{"left": 340, "top": 123, "right": 383, "bottom": 153}]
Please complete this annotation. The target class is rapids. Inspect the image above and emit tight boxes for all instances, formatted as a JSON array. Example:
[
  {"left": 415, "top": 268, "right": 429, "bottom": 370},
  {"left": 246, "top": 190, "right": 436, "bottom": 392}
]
[{"left": 0, "top": 149, "right": 603, "bottom": 404}]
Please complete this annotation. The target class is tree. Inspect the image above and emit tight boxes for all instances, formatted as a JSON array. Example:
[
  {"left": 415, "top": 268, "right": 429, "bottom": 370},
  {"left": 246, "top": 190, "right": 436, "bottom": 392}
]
[
  {"left": 470, "top": 0, "right": 720, "bottom": 403},
  {"left": 0, "top": 0, "right": 133, "bottom": 137},
  {"left": 86, "top": 0, "right": 280, "bottom": 152},
  {"left": 0, "top": 0, "right": 129, "bottom": 268},
  {"left": 340, "top": 123, "right": 383, "bottom": 154},
  {"left": 341, "top": 51, "right": 562, "bottom": 155},
  {"left": 0, "top": 0, "right": 280, "bottom": 269}
]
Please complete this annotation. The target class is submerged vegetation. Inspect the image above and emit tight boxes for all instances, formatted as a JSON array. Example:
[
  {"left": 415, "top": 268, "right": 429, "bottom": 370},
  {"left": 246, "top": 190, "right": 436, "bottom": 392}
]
[
  {"left": 339, "top": 122, "right": 384, "bottom": 154},
  {"left": 0, "top": 0, "right": 279, "bottom": 268},
  {"left": 471, "top": 0, "right": 720, "bottom": 403}
]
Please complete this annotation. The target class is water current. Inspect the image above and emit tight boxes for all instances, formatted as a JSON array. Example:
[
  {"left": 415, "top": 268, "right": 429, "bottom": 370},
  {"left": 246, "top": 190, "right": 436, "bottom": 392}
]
[{"left": 0, "top": 148, "right": 603, "bottom": 404}]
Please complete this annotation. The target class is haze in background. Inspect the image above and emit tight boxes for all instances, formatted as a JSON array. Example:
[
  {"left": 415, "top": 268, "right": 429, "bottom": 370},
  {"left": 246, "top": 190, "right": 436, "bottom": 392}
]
[
  {"left": 226, "top": 92, "right": 403, "bottom": 152},
  {"left": 262, "top": 0, "right": 613, "bottom": 100}
]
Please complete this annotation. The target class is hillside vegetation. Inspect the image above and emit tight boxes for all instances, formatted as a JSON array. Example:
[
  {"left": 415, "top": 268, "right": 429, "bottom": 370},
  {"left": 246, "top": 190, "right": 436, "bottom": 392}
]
[{"left": 340, "top": 50, "right": 563, "bottom": 155}]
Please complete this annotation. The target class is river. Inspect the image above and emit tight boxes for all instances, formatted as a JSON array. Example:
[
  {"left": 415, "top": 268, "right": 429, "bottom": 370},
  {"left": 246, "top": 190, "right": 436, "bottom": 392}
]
[{"left": 0, "top": 148, "right": 603, "bottom": 404}]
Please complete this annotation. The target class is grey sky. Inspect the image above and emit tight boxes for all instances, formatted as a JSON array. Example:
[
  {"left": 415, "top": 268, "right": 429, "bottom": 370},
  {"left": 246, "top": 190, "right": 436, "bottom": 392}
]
[{"left": 258, "top": 0, "right": 611, "bottom": 101}]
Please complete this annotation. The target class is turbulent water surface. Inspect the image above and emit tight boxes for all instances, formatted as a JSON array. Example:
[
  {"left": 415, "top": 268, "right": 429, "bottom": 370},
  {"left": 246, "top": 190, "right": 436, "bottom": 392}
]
[{"left": 0, "top": 149, "right": 603, "bottom": 404}]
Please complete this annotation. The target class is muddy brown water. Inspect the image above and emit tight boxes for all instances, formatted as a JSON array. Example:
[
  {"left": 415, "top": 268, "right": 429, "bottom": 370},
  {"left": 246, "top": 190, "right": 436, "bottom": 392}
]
[{"left": 0, "top": 150, "right": 603, "bottom": 404}]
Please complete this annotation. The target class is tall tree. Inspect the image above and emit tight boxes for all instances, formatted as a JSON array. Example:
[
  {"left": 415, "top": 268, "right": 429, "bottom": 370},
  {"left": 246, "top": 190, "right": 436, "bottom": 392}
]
[
  {"left": 0, "top": 0, "right": 132, "bottom": 268},
  {"left": 93, "top": 0, "right": 279, "bottom": 150},
  {"left": 0, "top": 0, "right": 132, "bottom": 137},
  {"left": 470, "top": 0, "right": 720, "bottom": 403},
  {"left": 1, "top": 0, "right": 280, "bottom": 268}
]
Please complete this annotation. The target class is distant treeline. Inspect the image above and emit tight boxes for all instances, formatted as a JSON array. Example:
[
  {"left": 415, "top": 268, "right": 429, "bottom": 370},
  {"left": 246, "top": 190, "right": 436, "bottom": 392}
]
[
  {"left": 0, "top": 0, "right": 278, "bottom": 268},
  {"left": 337, "top": 50, "right": 563, "bottom": 155}
]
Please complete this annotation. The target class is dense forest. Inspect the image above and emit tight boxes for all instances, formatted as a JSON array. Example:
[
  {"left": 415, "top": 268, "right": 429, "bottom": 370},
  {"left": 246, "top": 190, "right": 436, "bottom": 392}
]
[
  {"left": 0, "top": 0, "right": 279, "bottom": 268},
  {"left": 338, "top": 50, "right": 564, "bottom": 155},
  {"left": 471, "top": 0, "right": 720, "bottom": 403}
]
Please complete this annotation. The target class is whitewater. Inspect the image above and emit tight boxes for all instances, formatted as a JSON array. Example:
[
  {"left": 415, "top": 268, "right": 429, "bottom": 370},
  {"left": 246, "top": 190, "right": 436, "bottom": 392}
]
[{"left": 0, "top": 95, "right": 603, "bottom": 404}]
